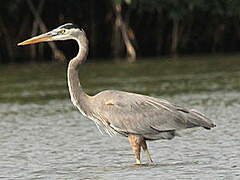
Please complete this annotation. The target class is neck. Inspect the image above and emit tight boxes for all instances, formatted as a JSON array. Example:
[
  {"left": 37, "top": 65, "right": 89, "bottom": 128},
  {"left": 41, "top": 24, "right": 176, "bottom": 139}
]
[
  {"left": 67, "top": 34, "right": 89, "bottom": 116},
  {"left": 69, "top": 34, "right": 88, "bottom": 69}
]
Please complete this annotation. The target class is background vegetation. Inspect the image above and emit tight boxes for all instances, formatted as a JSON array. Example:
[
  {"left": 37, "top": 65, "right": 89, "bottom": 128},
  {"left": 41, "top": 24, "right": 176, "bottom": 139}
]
[{"left": 1, "top": 0, "right": 240, "bottom": 63}]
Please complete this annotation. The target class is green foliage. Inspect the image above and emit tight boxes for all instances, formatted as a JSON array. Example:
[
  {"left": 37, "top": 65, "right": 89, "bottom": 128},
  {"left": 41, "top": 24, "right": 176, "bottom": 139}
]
[
  {"left": 1, "top": 0, "right": 240, "bottom": 62},
  {"left": 226, "top": 0, "right": 240, "bottom": 17},
  {"left": 112, "top": 0, "right": 132, "bottom": 5}
]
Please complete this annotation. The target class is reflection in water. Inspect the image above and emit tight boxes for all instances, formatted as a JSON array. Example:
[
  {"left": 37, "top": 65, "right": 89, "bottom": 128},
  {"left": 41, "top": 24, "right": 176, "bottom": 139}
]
[{"left": 0, "top": 57, "right": 240, "bottom": 179}]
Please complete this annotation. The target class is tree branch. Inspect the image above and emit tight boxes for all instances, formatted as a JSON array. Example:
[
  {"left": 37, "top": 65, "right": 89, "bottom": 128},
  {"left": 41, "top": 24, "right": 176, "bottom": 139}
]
[{"left": 26, "top": 0, "right": 66, "bottom": 61}]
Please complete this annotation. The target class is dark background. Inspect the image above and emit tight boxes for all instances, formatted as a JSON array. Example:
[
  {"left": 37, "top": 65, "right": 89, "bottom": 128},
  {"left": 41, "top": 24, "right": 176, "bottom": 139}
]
[{"left": 1, "top": 0, "right": 240, "bottom": 63}]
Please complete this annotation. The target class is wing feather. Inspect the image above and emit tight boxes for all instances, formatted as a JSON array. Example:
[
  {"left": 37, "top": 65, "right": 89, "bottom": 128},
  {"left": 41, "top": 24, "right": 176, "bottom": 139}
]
[{"left": 91, "top": 90, "right": 215, "bottom": 136}]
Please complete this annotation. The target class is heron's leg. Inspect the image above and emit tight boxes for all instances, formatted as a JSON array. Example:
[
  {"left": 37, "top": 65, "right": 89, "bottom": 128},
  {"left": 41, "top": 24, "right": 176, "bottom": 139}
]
[
  {"left": 128, "top": 136, "right": 141, "bottom": 164},
  {"left": 140, "top": 139, "right": 153, "bottom": 163}
]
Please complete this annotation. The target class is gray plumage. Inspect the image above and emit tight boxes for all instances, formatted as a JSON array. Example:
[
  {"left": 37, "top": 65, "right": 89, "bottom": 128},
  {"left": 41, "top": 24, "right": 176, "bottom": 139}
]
[
  {"left": 18, "top": 23, "right": 216, "bottom": 164},
  {"left": 85, "top": 90, "right": 215, "bottom": 139}
]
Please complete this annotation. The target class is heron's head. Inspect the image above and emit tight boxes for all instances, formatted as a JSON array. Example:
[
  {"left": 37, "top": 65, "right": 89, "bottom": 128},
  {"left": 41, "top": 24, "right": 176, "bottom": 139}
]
[{"left": 18, "top": 23, "right": 84, "bottom": 46}]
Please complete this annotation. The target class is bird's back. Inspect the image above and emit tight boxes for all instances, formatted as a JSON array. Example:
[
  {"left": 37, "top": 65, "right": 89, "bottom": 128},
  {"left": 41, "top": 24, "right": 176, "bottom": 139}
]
[{"left": 88, "top": 90, "right": 215, "bottom": 139}]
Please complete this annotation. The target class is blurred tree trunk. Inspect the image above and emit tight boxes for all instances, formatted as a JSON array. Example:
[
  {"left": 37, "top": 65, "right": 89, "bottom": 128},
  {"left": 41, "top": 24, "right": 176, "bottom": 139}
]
[
  {"left": 27, "top": 0, "right": 66, "bottom": 61},
  {"left": 155, "top": 16, "right": 165, "bottom": 56},
  {"left": 0, "top": 17, "right": 15, "bottom": 62},
  {"left": 112, "top": 3, "right": 136, "bottom": 62},
  {"left": 212, "top": 23, "right": 225, "bottom": 53},
  {"left": 180, "top": 16, "right": 193, "bottom": 52},
  {"left": 171, "top": 18, "right": 179, "bottom": 58},
  {"left": 112, "top": 11, "right": 123, "bottom": 60},
  {"left": 30, "top": 0, "right": 45, "bottom": 60},
  {"left": 89, "top": 0, "right": 96, "bottom": 57},
  {"left": 17, "top": 15, "right": 31, "bottom": 40}
]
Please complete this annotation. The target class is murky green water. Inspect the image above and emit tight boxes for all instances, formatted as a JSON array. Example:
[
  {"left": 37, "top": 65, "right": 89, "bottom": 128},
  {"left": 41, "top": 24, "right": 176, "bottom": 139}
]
[{"left": 0, "top": 56, "right": 240, "bottom": 179}]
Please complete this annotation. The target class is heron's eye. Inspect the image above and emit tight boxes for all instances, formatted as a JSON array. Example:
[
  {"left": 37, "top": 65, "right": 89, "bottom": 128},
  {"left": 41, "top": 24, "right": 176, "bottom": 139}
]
[{"left": 59, "top": 29, "right": 66, "bottom": 34}]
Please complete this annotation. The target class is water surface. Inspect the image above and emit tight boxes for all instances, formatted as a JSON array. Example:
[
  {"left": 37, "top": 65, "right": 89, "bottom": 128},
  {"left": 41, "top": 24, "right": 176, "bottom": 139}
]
[{"left": 0, "top": 56, "right": 240, "bottom": 179}]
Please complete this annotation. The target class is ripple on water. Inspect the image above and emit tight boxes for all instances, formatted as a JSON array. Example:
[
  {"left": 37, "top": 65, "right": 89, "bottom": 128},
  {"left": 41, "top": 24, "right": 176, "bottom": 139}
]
[
  {"left": 0, "top": 92, "right": 239, "bottom": 179},
  {"left": 0, "top": 60, "right": 240, "bottom": 179}
]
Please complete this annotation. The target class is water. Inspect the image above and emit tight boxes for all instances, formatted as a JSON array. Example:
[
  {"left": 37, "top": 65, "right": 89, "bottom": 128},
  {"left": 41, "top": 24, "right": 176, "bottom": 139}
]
[{"left": 0, "top": 56, "right": 240, "bottom": 179}]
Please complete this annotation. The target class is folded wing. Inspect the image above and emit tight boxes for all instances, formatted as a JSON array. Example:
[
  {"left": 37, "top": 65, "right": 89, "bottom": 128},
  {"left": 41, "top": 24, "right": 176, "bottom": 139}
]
[{"left": 91, "top": 90, "right": 215, "bottom": 137}]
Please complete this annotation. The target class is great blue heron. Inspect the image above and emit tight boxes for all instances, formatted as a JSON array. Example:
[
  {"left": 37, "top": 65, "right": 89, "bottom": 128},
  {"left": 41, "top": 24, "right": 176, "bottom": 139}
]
[{"left": 18, "top": 23, "right": 215, "bottom": 164}]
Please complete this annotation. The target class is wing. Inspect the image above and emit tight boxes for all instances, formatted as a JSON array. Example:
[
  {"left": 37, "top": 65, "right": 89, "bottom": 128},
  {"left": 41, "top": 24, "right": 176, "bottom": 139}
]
[{"left": 91, "top": 90, "right": 215, "bottom": 136}]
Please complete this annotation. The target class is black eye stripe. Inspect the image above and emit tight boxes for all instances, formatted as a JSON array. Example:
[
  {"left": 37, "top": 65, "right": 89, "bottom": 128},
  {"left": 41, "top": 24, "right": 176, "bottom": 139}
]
[{"left": 60, "top": 24, "right": 78, "bottom": 29}]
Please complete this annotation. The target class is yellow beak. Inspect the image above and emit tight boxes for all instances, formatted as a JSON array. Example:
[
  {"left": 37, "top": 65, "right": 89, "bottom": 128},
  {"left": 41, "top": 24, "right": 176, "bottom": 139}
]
[{"left": 17, "top": 33, "right": 52, "bottom": 46}]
